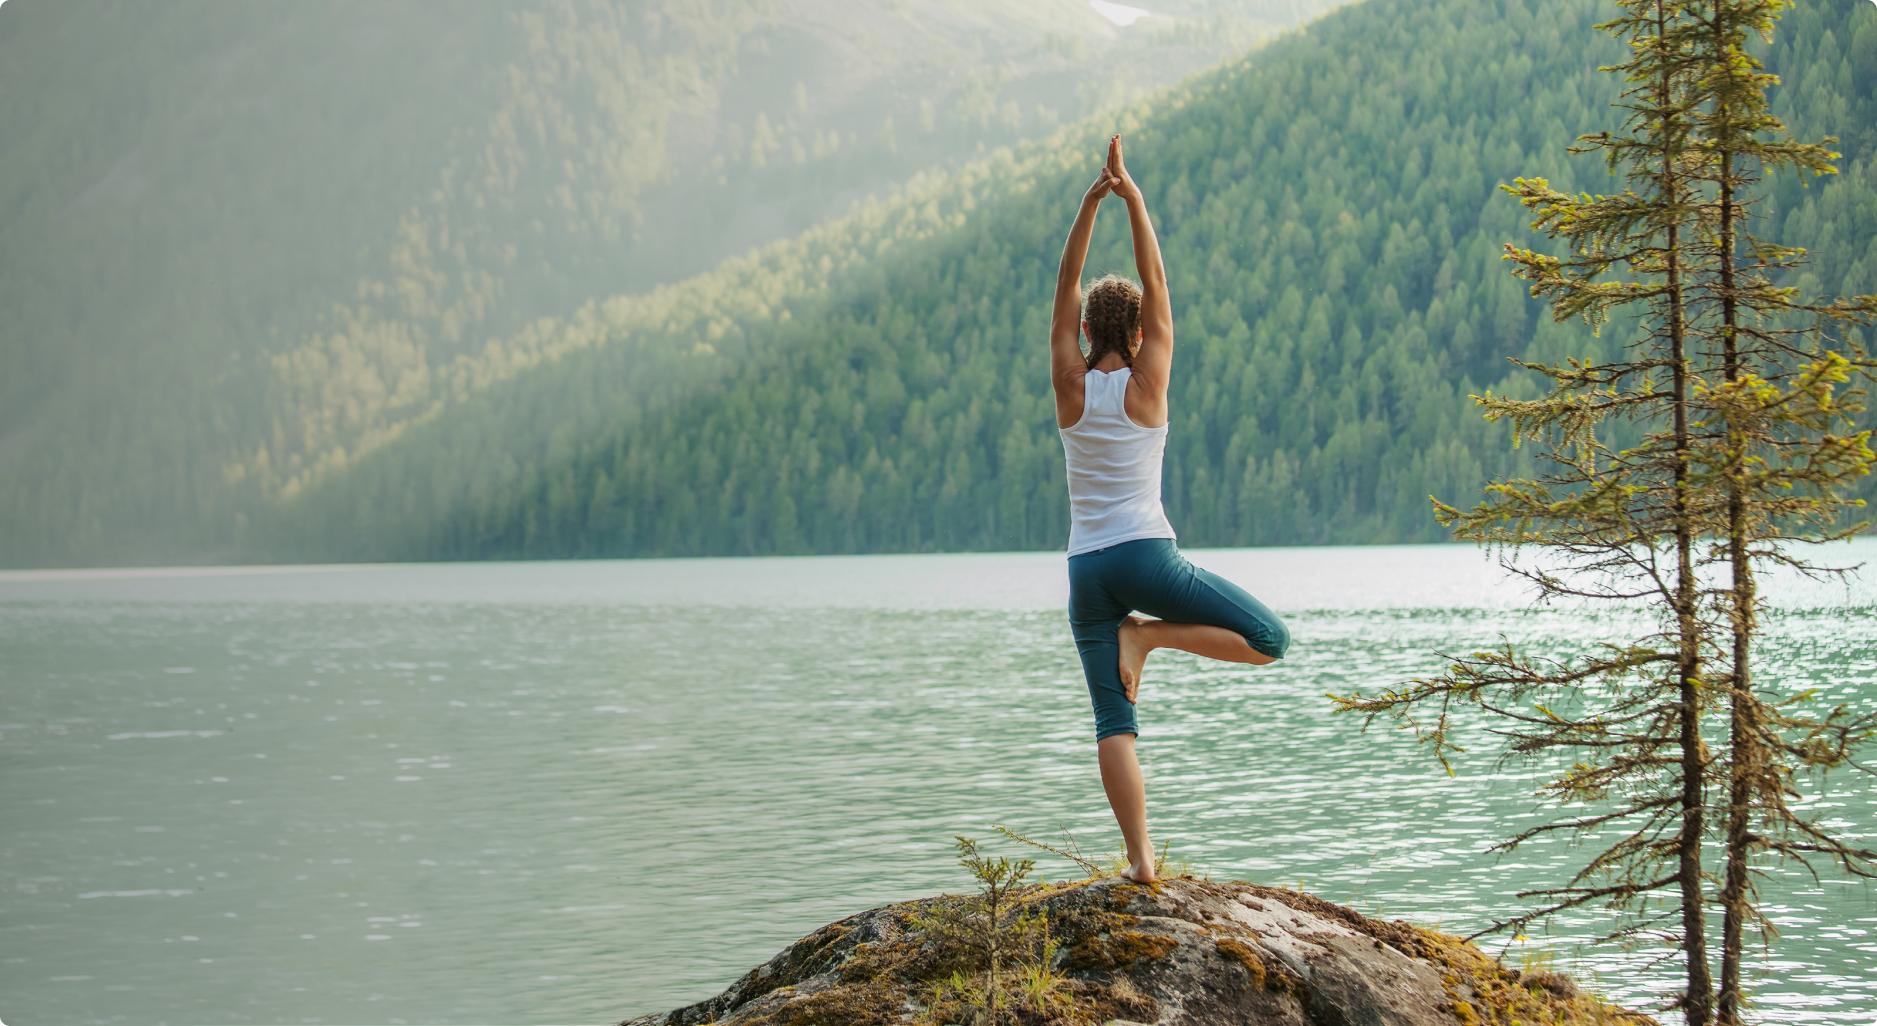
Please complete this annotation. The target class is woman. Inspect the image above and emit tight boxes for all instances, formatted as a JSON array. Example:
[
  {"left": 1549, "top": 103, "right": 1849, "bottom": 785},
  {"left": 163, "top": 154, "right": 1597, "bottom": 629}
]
[{"left": 1050, "top": 134, "right": 1292, "bottom": 885}]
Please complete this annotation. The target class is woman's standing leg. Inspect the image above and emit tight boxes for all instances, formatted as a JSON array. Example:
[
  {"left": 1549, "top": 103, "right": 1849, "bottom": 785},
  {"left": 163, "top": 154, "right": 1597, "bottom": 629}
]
[
  {"left": 1068, "top": 551, "right": 1158, "bottom": 883},
  {"left": 1097, "top": 734, "right": 1153, "bottom": 882}
]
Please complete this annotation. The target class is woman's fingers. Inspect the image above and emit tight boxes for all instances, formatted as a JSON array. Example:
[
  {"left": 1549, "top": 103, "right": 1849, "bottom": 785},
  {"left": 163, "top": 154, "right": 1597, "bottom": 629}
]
[{"left": 1100, "top": 138, "right": 1135, "bottom": 199}]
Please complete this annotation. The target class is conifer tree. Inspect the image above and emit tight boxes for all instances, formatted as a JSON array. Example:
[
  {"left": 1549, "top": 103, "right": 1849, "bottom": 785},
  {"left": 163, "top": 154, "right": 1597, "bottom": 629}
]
[
  {"left": 1679, "top": 2, "right": 1877, "bottom": 1021},
  {"left": 1335, "top": 3, "right": 1876, "bottom": 1021},
  {"left": 1331, "top": 2, "right": 1728, "bottom": 1020}
]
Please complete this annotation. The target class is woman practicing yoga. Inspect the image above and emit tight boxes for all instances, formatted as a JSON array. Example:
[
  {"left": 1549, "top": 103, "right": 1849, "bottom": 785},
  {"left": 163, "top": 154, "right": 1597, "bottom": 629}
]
[{"left": 1051, "top": 134, "right": 1292, "bottom": 884}]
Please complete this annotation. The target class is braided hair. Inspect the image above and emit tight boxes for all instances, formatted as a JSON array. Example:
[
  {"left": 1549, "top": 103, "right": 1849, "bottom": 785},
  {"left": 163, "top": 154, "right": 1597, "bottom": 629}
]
[{"left": 1081, "top": 273, "right": 1142, "bottom": 370}]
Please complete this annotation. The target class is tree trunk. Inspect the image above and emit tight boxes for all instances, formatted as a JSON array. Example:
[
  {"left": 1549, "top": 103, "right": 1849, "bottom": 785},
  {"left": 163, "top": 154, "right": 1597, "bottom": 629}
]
[
  {"left": 1662, "top": 6, "right": 1714, "bottom": 1021},
  {"left": 1714, "top": 36, "right": 1756, "bottom": 1019}
]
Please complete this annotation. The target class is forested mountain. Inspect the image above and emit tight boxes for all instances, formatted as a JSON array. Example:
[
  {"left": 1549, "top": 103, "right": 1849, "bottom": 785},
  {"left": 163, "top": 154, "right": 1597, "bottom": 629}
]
[
  {"left": 240, "top": 0, "right": 1875, "bottom": 564},
  {"left": 1, "top": 0, "right": 1347, "bottom": 567}
]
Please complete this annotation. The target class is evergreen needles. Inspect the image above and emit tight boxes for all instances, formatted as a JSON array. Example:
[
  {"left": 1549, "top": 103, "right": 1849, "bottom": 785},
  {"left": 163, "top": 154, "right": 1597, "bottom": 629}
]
[{"left": 1328, "top": 2, "right": 1875, "bottom": 1023}]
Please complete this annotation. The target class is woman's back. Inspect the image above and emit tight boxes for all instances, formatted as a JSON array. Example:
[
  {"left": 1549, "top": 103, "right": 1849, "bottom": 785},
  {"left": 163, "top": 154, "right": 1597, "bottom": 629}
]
[{"left": 1059, "top": 366, "right": 1177, "bottom": 557}]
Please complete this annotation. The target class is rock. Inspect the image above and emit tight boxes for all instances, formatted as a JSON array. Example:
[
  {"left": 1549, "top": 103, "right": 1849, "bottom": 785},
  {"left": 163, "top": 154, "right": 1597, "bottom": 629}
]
[{"left": 619, "top": 875, "right": 1653, "bottom": 1026}]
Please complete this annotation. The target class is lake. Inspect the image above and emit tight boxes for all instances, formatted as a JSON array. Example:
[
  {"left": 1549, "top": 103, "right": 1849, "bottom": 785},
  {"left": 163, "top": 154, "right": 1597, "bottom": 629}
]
[{"left": 2, "top": 542, "right": 1872, "bottom": 1024}]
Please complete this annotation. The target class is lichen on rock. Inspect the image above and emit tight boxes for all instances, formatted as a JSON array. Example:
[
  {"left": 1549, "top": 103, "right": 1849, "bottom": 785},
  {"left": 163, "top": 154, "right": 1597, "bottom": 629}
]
[{"left": 619, "top": 875, "right": 1655, "bottom": 1026}]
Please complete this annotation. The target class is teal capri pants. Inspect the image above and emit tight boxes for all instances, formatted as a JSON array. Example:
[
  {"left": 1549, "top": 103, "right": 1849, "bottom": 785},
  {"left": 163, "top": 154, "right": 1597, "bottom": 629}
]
[{"left": 1067, "top": 537, "right": 1290, "bottom": 741}]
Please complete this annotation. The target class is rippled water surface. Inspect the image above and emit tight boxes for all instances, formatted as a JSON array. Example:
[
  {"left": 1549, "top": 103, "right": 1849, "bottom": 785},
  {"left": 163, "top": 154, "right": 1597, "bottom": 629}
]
[{"left": 2, "top": 542, "right": 1873, "bottom": 1024}]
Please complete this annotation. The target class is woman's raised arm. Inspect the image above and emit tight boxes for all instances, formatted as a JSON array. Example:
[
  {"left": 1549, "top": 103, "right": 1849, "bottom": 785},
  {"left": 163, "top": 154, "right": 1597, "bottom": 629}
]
[
  {"left": 1106, "top": 135, "right": 1172, "bottom": 389},
  {"left": 1050, "top": 162, "right": 1116, "bottom": 387}
]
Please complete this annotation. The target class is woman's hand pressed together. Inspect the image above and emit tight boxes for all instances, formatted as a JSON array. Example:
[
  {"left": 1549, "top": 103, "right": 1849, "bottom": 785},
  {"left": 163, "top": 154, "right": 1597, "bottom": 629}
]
[{"left": 1105, "top": 134, "right": 1141, "bottom": 204}]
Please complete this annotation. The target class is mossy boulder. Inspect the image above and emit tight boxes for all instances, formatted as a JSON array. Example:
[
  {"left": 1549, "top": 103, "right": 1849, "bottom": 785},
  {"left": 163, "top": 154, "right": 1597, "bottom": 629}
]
[{"left": 619, "top": 875, "right": 1653, "bottom": 1026}]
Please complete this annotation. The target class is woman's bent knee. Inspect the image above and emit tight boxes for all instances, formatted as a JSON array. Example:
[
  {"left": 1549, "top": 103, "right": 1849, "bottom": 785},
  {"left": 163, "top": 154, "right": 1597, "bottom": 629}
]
[
  {"left": 1254, "top": 616, "right": 1291, "bottom": 660},
  {"left": 1183, "top": 564, "right": 1290, "bottom": 661}
]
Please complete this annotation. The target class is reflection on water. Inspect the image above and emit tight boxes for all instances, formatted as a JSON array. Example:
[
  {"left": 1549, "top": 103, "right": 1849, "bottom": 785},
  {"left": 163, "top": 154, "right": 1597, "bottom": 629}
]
[{"left": 1, "top": 541, "right": 1872, "bottom": 1024}]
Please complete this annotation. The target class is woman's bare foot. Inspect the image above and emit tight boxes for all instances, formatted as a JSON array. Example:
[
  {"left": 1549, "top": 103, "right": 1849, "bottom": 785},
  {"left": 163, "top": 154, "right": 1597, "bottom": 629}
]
[
  {"left": 1120, "top": 862, "right": 1158, "bottom": 885},
  {"left": 1117, "top": 615, "right": 1151, "bottom": 703}
]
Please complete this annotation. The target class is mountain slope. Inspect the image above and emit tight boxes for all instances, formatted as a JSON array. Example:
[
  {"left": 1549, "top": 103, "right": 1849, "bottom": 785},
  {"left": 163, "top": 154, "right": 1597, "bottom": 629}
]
[
  {"left": 0, "top": 0, "right": 1350, "bottom": 567},
  {"left": 254, "top": 0, "right": 1877, "bottom": 562}
]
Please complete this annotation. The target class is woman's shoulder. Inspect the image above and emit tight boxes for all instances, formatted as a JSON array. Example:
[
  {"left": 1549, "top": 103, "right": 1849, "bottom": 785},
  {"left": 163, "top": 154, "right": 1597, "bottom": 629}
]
[
  {"left": 1053, "top": 367, "right": 1089, "bottom": 430},
  {"left": 1122, "top": 366, "right": 1169, "bottom": 429},
  {"left": 1121, "top": 364, "right": 1165, "bottom": 397},
  {"left": 1052, "top": 365, "right": 1090, "bottom": 397}
]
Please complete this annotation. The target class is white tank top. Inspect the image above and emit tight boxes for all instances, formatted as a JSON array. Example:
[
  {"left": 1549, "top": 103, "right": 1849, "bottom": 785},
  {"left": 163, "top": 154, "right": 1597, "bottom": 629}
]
[{"left": 1059, "top": 366, "right": 1178, "bottom": 557}]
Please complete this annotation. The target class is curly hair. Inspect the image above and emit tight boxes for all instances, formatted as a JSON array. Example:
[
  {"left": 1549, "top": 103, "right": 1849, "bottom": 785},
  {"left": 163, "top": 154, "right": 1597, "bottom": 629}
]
[{"left": 1081, "top": 273, "right": 1142, "bottom": 370}]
